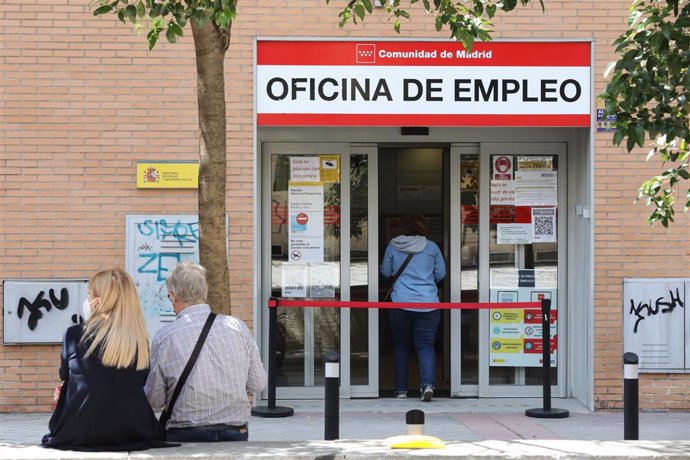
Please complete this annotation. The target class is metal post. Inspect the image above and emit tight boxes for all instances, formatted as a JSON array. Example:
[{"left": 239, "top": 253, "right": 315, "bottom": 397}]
[
  {"left": 406, "top": 409, "right": 424, "bottom": 436},
  {"left": 624, "top": 352, "right": 639, "bottom": 440},
  {"left": 252, "top": 298, "right": 294, "bottom": 418},
  {"left": 324, "top": 351, "right": 340, "bottom": 440},
  {"left": 526, "top": 298, "right": 569, "bottom": 418}
]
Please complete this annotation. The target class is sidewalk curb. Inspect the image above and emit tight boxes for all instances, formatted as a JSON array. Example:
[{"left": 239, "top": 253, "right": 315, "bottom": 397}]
[{"left": 3, "top": 440, "right": 690, "bottom": 459}]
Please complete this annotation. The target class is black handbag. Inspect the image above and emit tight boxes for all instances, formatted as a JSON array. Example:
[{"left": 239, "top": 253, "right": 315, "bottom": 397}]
[
  {"left": 383, "top": 253, "right": 414, "bottom": 302},
  {"left": 157, "top": 312, "right": 217, "bottom": 439}
]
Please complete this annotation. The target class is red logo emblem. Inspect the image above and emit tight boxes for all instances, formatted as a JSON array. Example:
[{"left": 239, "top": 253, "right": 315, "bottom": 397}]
[{"left": 356, "top": 44, "right": 376, "bottom": 64}]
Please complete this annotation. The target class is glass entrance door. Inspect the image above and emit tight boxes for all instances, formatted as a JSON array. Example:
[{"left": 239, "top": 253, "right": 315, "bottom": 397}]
[
  {"left": 479, "top": 143, "right": 567, "bottom": 397},
  {"left": 261, "top": 143, "right": 378, "bottom": 398}
]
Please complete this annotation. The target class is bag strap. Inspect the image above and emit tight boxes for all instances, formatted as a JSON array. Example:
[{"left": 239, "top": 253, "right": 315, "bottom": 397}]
[
  {"left": 384, "top": 253, "right": 415, "bottom": 301},
  {"left": 159, "top": 312, "right": 217, "bottom": 427}
]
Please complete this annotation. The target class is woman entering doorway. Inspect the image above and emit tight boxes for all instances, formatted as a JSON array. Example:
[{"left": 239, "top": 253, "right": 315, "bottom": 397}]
[{"left": 380, "top": 214, "right": 446, "bottom": 401}]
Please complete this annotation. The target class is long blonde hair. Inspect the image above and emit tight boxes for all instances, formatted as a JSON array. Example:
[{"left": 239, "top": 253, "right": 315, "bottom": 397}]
[{"left": 81, "top": 268, "right": 150, "bottom": 370}]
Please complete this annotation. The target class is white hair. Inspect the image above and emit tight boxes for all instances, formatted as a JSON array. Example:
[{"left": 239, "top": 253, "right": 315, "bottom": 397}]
[{"left": 166, "top": 261, "right": 208, "bottom": 305}]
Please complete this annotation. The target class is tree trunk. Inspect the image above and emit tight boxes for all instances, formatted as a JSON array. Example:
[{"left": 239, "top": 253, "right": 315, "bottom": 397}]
[{"left": 191, "top": 19, "right": 231, "bottom": 314}]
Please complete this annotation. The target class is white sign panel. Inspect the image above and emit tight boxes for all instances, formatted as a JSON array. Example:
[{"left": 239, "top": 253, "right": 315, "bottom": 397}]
[
  {"left": 281, "top": 263, "right": 307, "bottom": 297},
  {"left": 623, "top": 279, "right": 686, "bottom": 371},
  {"left": 126, "top": 215, "right": 200, "bottom": 337},
  {"left": 256, "top": 41, "right": 591, "bottom": 127},
  {"left": 3, "top": 280, "right": 88, "bottom": 344},
  {"left": 288, "top": 184, "right": 324, "bottom": 263},
  {"left": 497, "top": 223, "right": 532, "bottom": 244},
  {"left": 308, "top": 263, "right": 338, "bottom": 298},
  {"left": 290, "top": 157, "right": 320, "bottom": 182},
  {"left": 490, "top": 180, "right": 516, "bottom": 205},
  {"left": 515, "top": 171, "right": 558, "bottom": 206},
  {"left": 532, "top": 207, "right": 557, "bottom": 243}
]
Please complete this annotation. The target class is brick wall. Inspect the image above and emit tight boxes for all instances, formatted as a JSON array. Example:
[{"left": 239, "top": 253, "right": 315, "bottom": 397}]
[{"left": 2, "top": 0, "right": 690, "bottom": 412}]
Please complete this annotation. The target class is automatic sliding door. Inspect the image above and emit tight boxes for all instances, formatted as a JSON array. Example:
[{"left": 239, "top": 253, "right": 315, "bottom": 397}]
[
  {"left": 479, "top": 143, "right": 567, "bottom": 397},
  {"left": 262, "top": 143, "right": 349, "bottom": 398}
]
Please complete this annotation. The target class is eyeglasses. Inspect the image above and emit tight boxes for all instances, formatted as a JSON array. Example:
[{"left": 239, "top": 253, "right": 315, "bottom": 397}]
[{"left": 167, "top": 292, "right": 175, "bottom": 304}]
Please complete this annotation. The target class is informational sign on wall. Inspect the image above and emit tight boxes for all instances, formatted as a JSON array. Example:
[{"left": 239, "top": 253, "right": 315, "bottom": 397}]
[
  {"left": 126, "top": 215, "right": 200, "bottom": 337},
  {"left": 136, "top": 161, "right": 199, "bottom": 189},
  {"left": 623, "top": 279, "right": 687, "bottom": 372},
  {"left": 489, "top": 269, "right": 557, "bottom": 367},
  {"left": 257, "top": 40, "right": 591, "bottom": 127},
  {"left": 3, "top": 279, "right": 88, "bottom": 344}
]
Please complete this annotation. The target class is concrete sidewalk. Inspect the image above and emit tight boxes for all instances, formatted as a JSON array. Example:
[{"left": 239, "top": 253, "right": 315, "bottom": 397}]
[{"left": 1, "top": 398, "right": 689, "bottom": 458}]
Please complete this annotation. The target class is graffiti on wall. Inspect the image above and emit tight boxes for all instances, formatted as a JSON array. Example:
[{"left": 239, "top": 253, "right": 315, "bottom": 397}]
[
  {"left": 126, "top": 215, "right": 201, "bottom": 337},
  {"left": 623, "top": 279, "right": 687, "bottom": 372},
  {"left": 3, "top": 280, "right": 88, "bottom": 344},
  {"left": 628, "top": 287, "right": 683, "bottom": 334}
]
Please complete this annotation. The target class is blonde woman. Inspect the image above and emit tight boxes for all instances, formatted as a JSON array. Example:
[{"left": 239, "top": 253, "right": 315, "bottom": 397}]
[{"left": 42, "top": 268, "right": 165, "bottom": 451}]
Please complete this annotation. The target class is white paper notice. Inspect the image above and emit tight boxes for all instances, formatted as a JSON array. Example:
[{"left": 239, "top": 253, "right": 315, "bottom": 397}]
[
  {"left": 497, "top": 223, "right": 532, "bottom": 244},
  {"left": 282, "top": 263, "right": 307, "bottom": 297},
  {"left": 288, "top": 184, "right": 324, "bottom": 263},
  {"left": 308, "top": 263, "right": 337, "bottom": 298},
  {"left": 290, "top": 157, "right": 320, "bottom": 182},
  {"left": 531, "top": 207, "right": 557, "bottom": 243},
  {"left": 490, "top": 180, "right": 516, "bottom": 205},
  {"left": 515, "top": 171, "right": 557, "bottom": 206}
]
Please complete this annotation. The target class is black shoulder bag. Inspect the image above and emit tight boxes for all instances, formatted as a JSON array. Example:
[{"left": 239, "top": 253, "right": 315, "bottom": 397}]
[
  {"left": 383, "top": 253, "right": 414, "bottom": 302},
  {"left": 158, "top": 312, "right": 217, "bottom": 437}
]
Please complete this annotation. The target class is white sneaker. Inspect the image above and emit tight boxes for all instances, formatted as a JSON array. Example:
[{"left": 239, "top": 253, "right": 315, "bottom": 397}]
[
  {"left": 395, "top": 391, "right": 408, "bottom": 399},
  {"left": 420, "top": 385, "right": 433, "bottom": 402}
]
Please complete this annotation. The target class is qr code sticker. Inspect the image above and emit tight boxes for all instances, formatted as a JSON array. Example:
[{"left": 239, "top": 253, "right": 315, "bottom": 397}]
[
  {"left": 531, "top": 208, "right": 556, "bottom": 243},
  {"left": 534, "top": 216, "right": 554, "bottom": 236}
]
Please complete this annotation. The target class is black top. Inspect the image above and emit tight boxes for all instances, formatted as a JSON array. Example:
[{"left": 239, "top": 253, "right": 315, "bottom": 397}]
[{"left": 42, "top": 324, "right": 164, "bottom": 451}]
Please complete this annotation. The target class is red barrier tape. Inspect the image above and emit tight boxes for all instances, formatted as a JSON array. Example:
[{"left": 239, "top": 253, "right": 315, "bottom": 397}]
[{"left": 267, "top": 299, "right": 541, "bottom": 310}]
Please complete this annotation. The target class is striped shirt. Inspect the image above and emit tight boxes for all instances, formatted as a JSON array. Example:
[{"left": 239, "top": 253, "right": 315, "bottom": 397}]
[{"left": 144, "top": 304, "right": 267, "bottom": 429}]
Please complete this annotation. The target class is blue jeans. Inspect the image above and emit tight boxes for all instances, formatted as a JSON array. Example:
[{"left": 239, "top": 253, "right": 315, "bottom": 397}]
[
  {"left": 388, "top": 309, "right": 441, "bottom": 392},
  {"left": 166, "top": 424, "right": 248, "bottom": 442}
]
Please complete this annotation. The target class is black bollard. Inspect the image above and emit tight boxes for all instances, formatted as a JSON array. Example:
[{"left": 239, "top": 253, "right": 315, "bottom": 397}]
[
  {"left": 406, "top": 409, "right": 425, "bottom": 436},
  {"left": 252, "top": 298, "right": 294, "bottom": 418},
  {"left": 526, "top": 298, "right": 569, "bottom": 419},
  {"left": 324, "top": 351, "right": 340, "bottom": 440},
  {"left": 624, "top": 352, "right": 639, "bottom": 440}
]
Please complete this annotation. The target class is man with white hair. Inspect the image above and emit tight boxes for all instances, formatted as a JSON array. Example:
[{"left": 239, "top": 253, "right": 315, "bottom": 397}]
[{"left": 145, "top": 261, "right": 267, "bottom": 442}]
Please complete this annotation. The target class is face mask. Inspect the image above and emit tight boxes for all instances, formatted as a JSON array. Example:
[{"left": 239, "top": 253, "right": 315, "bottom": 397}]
[{"left": 81, "top": 298, "right": 93, "bottom": 322}]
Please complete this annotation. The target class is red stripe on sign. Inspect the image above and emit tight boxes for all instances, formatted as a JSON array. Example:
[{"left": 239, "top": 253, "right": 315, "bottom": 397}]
[
  {"left": 257, "top": 113, "right": 591, "bottom": 127},
  {"left": 257, "top": 41, "right": 591, "bottom": 67}
]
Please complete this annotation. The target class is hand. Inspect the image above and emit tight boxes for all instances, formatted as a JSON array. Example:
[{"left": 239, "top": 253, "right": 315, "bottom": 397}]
[{"left": 53, "top": 382, "right": 63, "bottom": 403}]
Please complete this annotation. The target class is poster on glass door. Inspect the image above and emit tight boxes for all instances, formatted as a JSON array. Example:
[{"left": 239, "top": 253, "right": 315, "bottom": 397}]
[
  {"left": 288, "top": 184, "right": 324, "bottom": 263},
  {"left": 489, "top": 278, "right": 557, "bottom": 367}
]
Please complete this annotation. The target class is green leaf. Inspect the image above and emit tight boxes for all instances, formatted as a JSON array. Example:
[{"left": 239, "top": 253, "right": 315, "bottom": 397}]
[
  {"left": 93, "top": 4, "right": 113, "bottom": 15},
  {"left": 125, "top": 4, "right": 137, "bottom": 22},
  {"left": 434, "top": 16, "right": 443, "bottom": 31},
  {"left": 169, "top": 22, "right": 183, "bottom": 37},
  {"left": 634, "top": 125, "right": 645, "bottom": 147},
  {"left": 354, "top": 3, "right": 366, "bottom": 20},
  {"left": 422, "top": 0, "right": 430, "bottom": 11},
  {"left": 147, "top": 28, "right": 160, "bottom": 50},
  {"left": 165, "top": 26, "right": 177, "bottom": 43},
  {"left": 136, "top": 0, "right": 145, "bottom": 18},
  {"left": 362, "top": 0, "right": 373, "bottom": 13},
  {"left": 678, "top": 168, "right": 690, "bottom": 180},
  {"left": 626, "top": 130, "right": 637, "bottom": 152}
]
